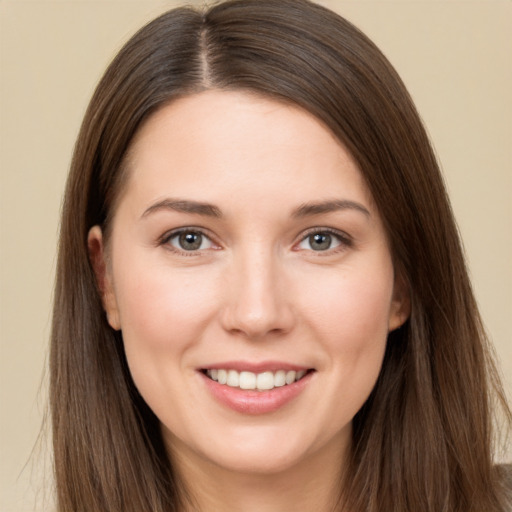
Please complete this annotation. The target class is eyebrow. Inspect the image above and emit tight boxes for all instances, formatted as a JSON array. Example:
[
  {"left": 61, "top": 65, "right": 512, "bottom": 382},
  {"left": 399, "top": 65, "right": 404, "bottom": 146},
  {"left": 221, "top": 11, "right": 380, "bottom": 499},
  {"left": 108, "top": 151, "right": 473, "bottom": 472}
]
[
  {"left": 141, "top": 198, "right": 222, "bottom": 219},
  {"left": 292, "top": 199, "right": 371, "bottom": 218},
  {"left": 141, "top": 197, "right": 370, "bottom": 220}
]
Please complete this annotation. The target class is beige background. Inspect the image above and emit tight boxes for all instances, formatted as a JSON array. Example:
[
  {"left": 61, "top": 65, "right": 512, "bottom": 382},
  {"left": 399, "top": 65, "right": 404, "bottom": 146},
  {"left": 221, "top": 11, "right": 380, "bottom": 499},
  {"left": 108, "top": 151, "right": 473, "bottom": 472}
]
[{"left": 1, "top": 1, "right": 510, "bottom": 510}]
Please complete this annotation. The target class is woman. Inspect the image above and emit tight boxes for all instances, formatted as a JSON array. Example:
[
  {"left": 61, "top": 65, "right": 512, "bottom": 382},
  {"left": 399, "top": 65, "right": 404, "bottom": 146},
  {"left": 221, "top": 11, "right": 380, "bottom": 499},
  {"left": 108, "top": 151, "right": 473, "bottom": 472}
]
[{"left": 50, "top": 0, "right": 511, "bottom": 510}]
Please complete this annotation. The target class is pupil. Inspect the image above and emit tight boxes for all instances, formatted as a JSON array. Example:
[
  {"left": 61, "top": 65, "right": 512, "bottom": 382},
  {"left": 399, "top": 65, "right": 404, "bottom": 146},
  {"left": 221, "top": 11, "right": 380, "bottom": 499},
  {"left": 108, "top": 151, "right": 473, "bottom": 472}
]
[
  {"left": 310, "top": 233, "right": 331, "bottom": 251},
  {"left": 179, "top": 232, "right": 202, "bottom": 250}
]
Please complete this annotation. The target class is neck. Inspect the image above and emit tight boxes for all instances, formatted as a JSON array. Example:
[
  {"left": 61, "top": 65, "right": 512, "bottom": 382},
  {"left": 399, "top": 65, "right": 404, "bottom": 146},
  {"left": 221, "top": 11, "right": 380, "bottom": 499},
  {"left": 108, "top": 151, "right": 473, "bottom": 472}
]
[{"left": 171, "top": 435, "right": 349, "bottom": 512}]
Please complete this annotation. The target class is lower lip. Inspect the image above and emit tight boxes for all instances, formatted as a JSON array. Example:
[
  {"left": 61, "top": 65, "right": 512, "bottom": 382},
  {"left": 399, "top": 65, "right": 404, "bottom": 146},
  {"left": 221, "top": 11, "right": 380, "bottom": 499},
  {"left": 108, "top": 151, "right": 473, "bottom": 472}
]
[{"left": 201, "top": 371, "right": 314, "bottom": 414}]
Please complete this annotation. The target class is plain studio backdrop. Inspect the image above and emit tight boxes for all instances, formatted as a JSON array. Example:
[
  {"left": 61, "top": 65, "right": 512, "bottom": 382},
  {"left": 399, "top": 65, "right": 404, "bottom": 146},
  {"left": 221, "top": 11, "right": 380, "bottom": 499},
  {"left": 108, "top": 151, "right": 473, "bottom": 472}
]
[{"left": 0, "top": 1, "right": 510, "bottom": 510}]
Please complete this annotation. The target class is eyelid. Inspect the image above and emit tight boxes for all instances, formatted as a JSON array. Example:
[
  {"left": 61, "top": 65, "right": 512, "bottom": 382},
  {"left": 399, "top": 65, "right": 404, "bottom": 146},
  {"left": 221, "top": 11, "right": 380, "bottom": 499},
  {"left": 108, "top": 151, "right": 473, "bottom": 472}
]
[
  {"left": 157, "top": 226, "right": 353, "bottom": 255},
  {"left": 294, "top": 227, "right": 353, "bottom": 253},
  {"left": 158, "top": 226, "right": 221, "bottom": 254}
]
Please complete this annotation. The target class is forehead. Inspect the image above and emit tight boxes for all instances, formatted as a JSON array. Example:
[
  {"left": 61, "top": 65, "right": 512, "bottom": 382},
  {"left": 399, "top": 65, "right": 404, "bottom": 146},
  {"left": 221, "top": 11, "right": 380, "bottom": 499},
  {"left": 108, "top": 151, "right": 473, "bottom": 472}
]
[{"left": 118, "top": 90, "right": 374, "bottom": 215}]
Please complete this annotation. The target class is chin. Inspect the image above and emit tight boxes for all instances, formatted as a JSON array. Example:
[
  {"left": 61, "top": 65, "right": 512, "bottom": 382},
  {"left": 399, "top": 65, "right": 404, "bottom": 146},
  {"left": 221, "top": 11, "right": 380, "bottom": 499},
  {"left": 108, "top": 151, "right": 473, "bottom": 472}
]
[
  {"left": 206, "top": 446, "right": 311, "bottom": 476},
  {"left": 166, "top": 419, "right": 349, "bottom": 478}
]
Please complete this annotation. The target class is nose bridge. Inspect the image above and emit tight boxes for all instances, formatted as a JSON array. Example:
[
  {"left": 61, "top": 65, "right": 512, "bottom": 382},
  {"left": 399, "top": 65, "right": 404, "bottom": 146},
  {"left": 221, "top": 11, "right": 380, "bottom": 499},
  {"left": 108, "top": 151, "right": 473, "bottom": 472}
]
[{"left": 222, "top": 242, "right": 292, "bottom": 338}]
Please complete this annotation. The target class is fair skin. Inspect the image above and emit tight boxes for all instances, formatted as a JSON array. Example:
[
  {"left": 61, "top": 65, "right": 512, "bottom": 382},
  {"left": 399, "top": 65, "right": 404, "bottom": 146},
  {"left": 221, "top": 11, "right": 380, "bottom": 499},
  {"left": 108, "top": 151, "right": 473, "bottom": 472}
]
[{"left": 89, "top": 90, "right": 409, "bottom": 512}]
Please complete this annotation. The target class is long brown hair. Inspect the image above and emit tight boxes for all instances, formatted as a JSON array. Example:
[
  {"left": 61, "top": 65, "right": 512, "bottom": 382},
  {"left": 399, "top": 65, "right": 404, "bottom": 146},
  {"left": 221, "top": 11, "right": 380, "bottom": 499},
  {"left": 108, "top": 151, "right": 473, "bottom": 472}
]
[{"left": 50, "top": 1, "right": 511, "bottom": 510}]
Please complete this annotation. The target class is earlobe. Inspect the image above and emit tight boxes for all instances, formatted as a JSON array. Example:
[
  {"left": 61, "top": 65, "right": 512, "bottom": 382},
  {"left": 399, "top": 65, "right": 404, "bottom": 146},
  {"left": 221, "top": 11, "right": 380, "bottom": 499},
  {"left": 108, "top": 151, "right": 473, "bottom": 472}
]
[
  {"left": 388, "top": 273, "right": 411, "bottom": 332},
  {"left": 87, "top": 226, "right": 121, "bottom": 331}
]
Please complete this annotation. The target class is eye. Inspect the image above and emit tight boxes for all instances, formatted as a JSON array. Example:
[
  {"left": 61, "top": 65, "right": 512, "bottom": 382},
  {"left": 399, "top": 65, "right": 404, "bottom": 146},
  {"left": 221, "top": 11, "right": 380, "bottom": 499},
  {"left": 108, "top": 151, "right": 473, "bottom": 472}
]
[
  {"left": 164, "top": 230, "right": 215, "bottom": 252},
  {"left": 297, "top": 230, "right": 350, "bottom": 252}
]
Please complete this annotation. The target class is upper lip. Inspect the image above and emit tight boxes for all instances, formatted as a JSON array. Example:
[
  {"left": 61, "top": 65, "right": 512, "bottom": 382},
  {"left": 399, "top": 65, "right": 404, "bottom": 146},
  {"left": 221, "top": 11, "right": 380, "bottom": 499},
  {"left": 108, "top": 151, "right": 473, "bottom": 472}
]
[{"left": 200, "top": 361, "right": 312, "bottom": 373}]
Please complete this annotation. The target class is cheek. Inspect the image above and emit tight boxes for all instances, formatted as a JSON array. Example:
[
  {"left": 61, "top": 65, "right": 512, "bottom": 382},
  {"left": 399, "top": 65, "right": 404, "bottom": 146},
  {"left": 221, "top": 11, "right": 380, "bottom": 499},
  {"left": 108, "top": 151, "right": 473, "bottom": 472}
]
[
  {"left": 300, "top": 266, "right": 394, "bottom": 343},
  {"left": 297, "top": 261, "right": 393, "bottom": 400},
  {"left": 112, "top": 259, "right": 222, "bottom": 378},
  {"left": 111, "top": 261, "right": 223, "bottom": 419},
  {"left": 312, "top": 273, "right": 392, "bottom": 411}
]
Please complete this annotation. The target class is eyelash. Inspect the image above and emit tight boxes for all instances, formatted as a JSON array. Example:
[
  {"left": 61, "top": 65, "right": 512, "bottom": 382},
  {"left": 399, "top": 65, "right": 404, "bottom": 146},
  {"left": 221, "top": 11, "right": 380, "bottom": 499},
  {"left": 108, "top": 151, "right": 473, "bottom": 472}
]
[
  {"left": 295, "top": 227, "right": 353, "bottom": 254},
  {"left": 158, "top": 227, "right": 353, "bottom": 255},
  {"left": 159, "top": 228, "right": 218, "bottom": 256}
]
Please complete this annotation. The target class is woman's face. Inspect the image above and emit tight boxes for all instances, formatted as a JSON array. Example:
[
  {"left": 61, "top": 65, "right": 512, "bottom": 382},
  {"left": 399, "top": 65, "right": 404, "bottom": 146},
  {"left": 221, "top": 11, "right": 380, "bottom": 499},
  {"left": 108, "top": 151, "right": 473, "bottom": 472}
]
[{"left": 90, "top": 90, "right": 408, "bottom": 477}]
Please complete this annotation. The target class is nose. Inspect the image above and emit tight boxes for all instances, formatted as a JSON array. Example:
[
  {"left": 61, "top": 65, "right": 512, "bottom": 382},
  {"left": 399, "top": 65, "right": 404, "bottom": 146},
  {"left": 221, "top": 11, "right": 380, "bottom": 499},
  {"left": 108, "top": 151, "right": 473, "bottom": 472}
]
[{"left": 220, "top": 246, "right": 295, "bottom": 340}]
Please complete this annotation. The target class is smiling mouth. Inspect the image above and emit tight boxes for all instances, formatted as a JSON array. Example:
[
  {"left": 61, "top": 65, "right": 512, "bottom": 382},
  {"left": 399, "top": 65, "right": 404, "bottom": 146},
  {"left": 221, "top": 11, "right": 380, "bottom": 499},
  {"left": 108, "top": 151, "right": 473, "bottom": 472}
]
[{"left": 203, "top": 368, "right": 313, "bottom": 391}]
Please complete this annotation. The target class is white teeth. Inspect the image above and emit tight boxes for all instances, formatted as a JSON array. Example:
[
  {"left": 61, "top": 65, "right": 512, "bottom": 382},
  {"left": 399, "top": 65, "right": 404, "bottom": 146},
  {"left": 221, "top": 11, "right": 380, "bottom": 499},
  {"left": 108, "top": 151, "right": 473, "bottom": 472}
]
[
  {"left": 227, "top": 370, "right": 239, "bottom": 387},
  {"left": 205, "top": 368, "right": 309, "bottom": 391},
  {"left": 217, "top": 369, "right": 227, "bottom": 385},
  {"left": 256, "top": 371, "right": 274, "bottom": 390},
  {"left": 274, "top": 370, "right": 286, "bottom": 387},
  {"left": 239, "top": 371, "right": 256, "bottom": 390},
  {"left": 285, "top": 370, "right": 296, "bottom": 385}
]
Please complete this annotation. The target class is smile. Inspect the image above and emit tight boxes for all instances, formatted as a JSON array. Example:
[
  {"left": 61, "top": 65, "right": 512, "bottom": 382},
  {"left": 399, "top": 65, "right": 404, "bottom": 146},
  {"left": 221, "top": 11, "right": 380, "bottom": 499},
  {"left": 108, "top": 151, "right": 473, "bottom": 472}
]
[
  {"left": 201, "top": 366, "right": 315, "bottom": 414},
  {"left": 205, "top": 369, "right": 308, "bottom": 391}
]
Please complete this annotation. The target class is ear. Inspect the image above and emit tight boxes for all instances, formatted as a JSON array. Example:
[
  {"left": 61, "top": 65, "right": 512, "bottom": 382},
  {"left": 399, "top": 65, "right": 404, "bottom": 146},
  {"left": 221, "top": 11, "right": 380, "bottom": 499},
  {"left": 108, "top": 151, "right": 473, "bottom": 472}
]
[
  {"left": 87, "top": 226, "right": 121, "bottom": 330},
  {"left": 388, "top": 271, "right": 411, "bottom": 332}
]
